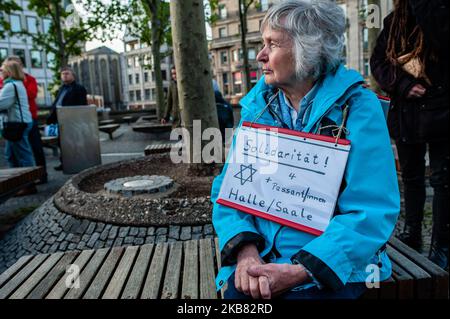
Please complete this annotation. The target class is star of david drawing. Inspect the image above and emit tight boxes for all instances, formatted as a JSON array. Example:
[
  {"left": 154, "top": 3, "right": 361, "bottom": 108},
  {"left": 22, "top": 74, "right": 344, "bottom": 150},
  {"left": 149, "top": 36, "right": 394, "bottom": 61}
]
[{"left": 234, "top": 164, "right": 257, "bottom": 186}]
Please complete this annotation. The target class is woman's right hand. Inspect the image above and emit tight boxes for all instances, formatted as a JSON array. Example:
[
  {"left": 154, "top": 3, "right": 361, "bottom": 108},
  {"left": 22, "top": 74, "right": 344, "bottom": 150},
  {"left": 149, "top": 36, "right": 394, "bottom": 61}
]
[
  {"left": 407, "top": 84, "right": 426, "bottom": 99},
  {"left": 235, "top": 243, "right": 269, "bottom": 299}
]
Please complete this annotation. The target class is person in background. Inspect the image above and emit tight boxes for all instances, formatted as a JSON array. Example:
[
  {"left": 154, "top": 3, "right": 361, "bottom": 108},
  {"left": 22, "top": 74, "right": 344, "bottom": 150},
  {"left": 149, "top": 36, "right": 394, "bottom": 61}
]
[
  {"left": 1, "top": 56, "right": 47, "bottom": 184},
  {"left": 370, "top": 0, "right": 449, "bottom": 270},
  {"left": 0, "top": 60, "right": 36, "bottom": 195},
  {"left": 161, "top": 66, "right": 181, "bottom": 128},
  {"left": 47, "top": 67, "right": 88, "bottom": 171}
]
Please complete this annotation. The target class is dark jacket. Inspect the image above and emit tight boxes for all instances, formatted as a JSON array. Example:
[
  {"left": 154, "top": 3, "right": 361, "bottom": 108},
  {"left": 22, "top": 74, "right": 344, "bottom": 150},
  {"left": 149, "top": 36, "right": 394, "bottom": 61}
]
[
  {"left": 163, "top": 80, "right": 181, "bottom": 128},
  {"left": 46, "top": 81, "right": 88, "bottom": 124},
  {"left": 214, "top": 90, "right": 234, "bottom": 141},
  {"left": 370, "top": 0, "right": 449, "bottom": 143}
]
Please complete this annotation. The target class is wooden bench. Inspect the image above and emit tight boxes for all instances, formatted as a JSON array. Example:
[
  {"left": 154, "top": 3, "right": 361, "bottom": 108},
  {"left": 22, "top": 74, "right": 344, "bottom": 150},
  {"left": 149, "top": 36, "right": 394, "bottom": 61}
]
[
  {"left": 122, "top": 116, "right": 133, "bottom": 125},
  {"left": 99, "top": 119, "right": 115, "bottom": 126},
  {"left": 0, "top": 238, "right": 221, "bottom": 299},
  {"left": 144, "top": 142, "right": 184, "bottom": 156},
  {"left": 0, "top": 237, "right": 447, "bottom": 299},
  {"left": 99, "top": 124, "right": 121, "bottom": 140},
  {"left": 0, "top": 166, "right": 45, "bottom": 204},
  {"left": 362, "top": 237, "right": 448, "bottom": 299}
]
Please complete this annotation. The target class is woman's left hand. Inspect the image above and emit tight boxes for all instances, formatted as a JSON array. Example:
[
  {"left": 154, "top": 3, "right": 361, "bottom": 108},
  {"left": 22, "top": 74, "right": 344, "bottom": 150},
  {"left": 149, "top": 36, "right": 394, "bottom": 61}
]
[{"left": 246, "top": 263, "right": 311, "bottom": 299}]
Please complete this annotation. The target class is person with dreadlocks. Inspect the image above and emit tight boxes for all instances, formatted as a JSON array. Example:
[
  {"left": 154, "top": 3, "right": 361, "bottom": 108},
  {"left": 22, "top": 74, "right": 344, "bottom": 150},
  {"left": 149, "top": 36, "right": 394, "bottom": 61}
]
[{"left": 371, "top": 0, "right": 449, "bottom": 270}]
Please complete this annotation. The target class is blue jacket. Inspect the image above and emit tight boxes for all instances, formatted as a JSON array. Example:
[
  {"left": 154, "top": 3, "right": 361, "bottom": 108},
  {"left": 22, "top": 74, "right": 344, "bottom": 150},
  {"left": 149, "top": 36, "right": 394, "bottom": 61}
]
[{"left": 211, "top": 64, "right": 400, "bottom": 291}]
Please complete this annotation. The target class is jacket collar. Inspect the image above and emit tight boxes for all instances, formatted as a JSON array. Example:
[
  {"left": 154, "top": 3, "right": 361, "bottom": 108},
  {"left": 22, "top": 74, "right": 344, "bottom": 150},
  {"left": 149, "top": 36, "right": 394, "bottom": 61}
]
[{"left": 240, "top": 64, "right": 364, "bottom": 132}]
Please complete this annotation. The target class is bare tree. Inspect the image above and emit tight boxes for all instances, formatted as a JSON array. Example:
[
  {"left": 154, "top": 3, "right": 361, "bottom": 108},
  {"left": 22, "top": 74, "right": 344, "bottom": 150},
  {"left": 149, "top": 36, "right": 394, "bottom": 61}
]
[{"left": 238, "top": 0, "right": 256, "bottom": 94}]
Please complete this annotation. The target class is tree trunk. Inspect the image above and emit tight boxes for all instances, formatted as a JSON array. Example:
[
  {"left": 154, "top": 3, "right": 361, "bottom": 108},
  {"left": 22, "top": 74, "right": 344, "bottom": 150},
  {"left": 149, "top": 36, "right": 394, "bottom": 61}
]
[
  {"left": 367, "top": 0, "right": 381, "bottom": 94},
  {"left": 170, "top": 0, "right": 220, "bottom": 170},
  {"left": 238, "top": 0, "right": 251, "bottom": 94},
  {"left": 54, "top": 3, "right": 67, "bottom": 69}
]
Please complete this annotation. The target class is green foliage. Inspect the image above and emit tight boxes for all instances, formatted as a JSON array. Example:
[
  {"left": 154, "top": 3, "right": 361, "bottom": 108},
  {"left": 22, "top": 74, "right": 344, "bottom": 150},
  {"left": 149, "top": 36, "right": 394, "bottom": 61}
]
[{"left": 4, "top": 0, "right": 128, "bottom": 90}]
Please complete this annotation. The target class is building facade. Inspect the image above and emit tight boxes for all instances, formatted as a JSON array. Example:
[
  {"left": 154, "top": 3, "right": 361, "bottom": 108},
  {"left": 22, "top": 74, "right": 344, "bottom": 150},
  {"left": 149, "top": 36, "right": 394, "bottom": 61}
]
[
  {"left": 68, "top": 46, "right": 124, "bottom": 110},
  {"left": 0, "top": 0, "right": 57, "bottom": 107},
  {"left": 209, "top": 0, "right": 393, "bottom": 105},
  {"left": 122, "top": 31, "right": 172, "bottom": 111}
]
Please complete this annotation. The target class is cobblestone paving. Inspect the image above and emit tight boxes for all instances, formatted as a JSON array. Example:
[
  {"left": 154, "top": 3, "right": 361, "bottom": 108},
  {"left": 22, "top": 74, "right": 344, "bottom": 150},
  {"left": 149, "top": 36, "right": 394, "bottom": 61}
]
[{"left": 0, "top": 197, "right": 215, "bottom": 273}]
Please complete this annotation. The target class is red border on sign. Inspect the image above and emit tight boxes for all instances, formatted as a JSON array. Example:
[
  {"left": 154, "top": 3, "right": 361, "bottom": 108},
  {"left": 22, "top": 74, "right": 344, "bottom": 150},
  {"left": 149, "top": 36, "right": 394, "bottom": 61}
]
[
  {"left": 216, "top": 198, "right": 323, "bottom": 236},
  {"left": 242, "top": 121, "right": 351, "bottom": 146}
]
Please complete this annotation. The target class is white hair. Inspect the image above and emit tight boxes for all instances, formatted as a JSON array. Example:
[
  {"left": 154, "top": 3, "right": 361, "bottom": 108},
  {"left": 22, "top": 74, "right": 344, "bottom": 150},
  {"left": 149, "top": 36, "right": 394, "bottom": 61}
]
[{"left": 261, "top": 0, "right": 346, "bottom": 81}]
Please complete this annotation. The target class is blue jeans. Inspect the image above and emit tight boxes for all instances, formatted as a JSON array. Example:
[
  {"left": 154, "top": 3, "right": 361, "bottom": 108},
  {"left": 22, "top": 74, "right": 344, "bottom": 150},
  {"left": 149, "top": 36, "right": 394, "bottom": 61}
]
[
  {"left": 5, "top": 122, "right": 36, "bottom": 168},
  {"left": 224, "top": 273, "right": 367, "bottom": 299}
]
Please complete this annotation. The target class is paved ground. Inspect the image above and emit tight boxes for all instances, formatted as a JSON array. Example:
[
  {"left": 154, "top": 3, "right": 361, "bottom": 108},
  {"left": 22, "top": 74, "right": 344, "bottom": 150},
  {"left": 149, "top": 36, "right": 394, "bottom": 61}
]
[{"left": 0, "top": 114, "right": 435, "bottom": 273}]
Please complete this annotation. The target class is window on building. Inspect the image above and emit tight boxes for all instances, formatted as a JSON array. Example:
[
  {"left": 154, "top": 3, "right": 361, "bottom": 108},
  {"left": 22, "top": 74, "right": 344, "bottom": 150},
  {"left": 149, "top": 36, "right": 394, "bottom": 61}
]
[
  {"left": 134, "top": 56, "right": 139, "bottom": 67},
  {"left": 30, "top": 50, "right": 42, "bottom": 68},
  {"left": 222, "top": 73, "right": 229, "bottom": 95},
  {"left": 128, "top": 74, "right": 133, "bottom": 85},
  {"left": 26, "top": 16, "right": 38, "bottom": 34},
  {"left": 250, "top": 70, "right": 257, "bottom": 88},
  {"left": 144, "top": 72, "right": 149, "bottom": 82},
  {"left": 127, "top": 58, "right": 133, "bottom": 68},
  {"left": 0, "top": 48, "right": 8, "bottom": 64},
  {"left": 248, "top": 48, "right": 256, "bottom": 60},
  {"left": 260, "top": 0, "right": 269, "bottom": 11},
  {"left": 144, "top": 89, "right": 150, "bottom": 101},
  {"left": 36, "top": 83, "right": 45, "bottom": 105},
  {"left": 129, "top": 91, "right": 135, "bottom": 102},
  {"left": 233, "top": 49, "right": 243, "bottom": 62},
  {"left": 161, "top": 70, "right": 167, "bottom": 81},
  {"left": 233, "top": 72, "right": 242, "bottom": 95},
  {"left": 219, "top": 5, "right": 227, "bottom": 19},
  {"left": 136, "top": 90, "right": 141, "bottom": 101},
  {"left": 42, "top": 18, "right": 51, "bottom": 33},
  {"left": 220, "top": 51, "right": 228, "bottom": 65},
  {"left": 364, "top": 58, "right": 370, "bottom": 77},
  {"left": 151, "top": 72, "right": 155, "bottom": 81},
  {"left": 232, "top": 50, "right": 238, "bottom": 62},
  {"left": 219, "top": 27, "right": 227, "bottom": 38},
  {"left": 10, "top": 14, "right": 21, "bottom": 32},
  {"left": 47, "top": 52, "right": 55, "bottom": 68},
  {"left": 363, "top": 27, "right": 369, "bottom": 51},
  {"left": 151, "top": 88, "right": 156, "bottom": 101},
  {"left": 13, "top": 49, "right": 26, "bottom": 67},
  {"left": 135, "top": 73, "right": 140, "bottom": 84}
]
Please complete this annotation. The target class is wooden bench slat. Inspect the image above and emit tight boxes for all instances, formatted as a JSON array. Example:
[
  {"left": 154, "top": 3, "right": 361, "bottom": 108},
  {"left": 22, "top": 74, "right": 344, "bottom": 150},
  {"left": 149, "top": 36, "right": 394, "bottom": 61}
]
[
  {"left": 161, "top": 242, "right": 183, "bottom": 299},
  {"left": 387, "top": 245, "right": 433, "bottom": 299},
  {"left": 121, "top": 244, "right": 154, "bottom": 299},
  {"left": 64, "top": 248, "right": 110, "bottom": 299},
  {"left": 46, "top": 249, "right": 95, "bottom": 299},
  {"left": 9, "top": 252, "right": 64, "bottom": 299},
  {"left": 83, "top": 246, "right": 124, "bottom": 299},
  {"left": 199, "top": 239, "right": 217, "bottom": 299},
  {"left": 214, "top": 238, "right": 226, "bottom": 299},
  {"left": 389, "top": 237, "right": 449, "bottom": 299},
  {"left": 27, "top": 251, "right": 79, "bottom": 299},
  {"left": 391, "top": 260, "right": 414, "bottom": 299},
  {"left": 181, "top": 240, "right": 199, "bottom": 299},
  {"left": 0, "top": 254, "right": 49, "bottom": 298},
  {"left": 141, "top": 243, "right": 169, "bottom": 299},
  {"left": 0, "top": 255, "right": 33, "bottom": 289},
  {"left": 378, "top": 277, "right": 397, "bottom": 299},
  {"left": 102, "top": 246, "right": 139, "bottom": 299}
]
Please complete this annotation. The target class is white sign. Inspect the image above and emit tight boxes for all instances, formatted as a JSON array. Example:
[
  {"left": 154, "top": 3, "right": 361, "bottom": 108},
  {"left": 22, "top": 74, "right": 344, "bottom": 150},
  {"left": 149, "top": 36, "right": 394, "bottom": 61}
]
[{"left": 217, "top": 122, "right": 351, "bottom": 236}]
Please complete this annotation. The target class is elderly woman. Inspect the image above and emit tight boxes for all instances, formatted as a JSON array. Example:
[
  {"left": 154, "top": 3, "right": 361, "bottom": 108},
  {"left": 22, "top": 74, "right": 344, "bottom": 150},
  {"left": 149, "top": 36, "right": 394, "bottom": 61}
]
[
  {"left": 211, "top": 0, "right": 400, "bottom": 299},
  {"left": 0, "top": 60, "right": 35, "bottom": 168}
]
